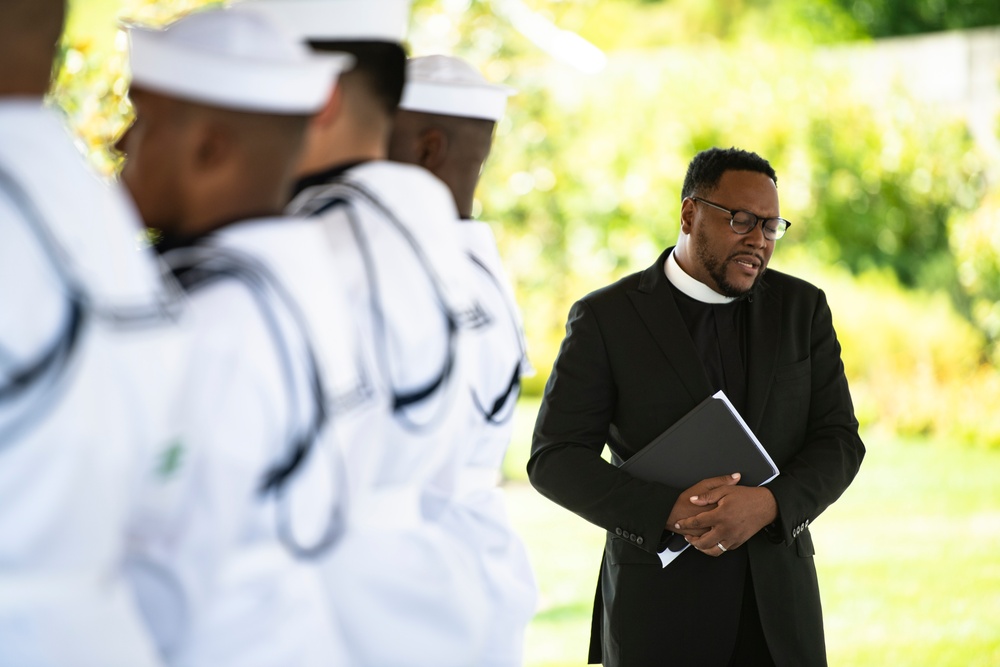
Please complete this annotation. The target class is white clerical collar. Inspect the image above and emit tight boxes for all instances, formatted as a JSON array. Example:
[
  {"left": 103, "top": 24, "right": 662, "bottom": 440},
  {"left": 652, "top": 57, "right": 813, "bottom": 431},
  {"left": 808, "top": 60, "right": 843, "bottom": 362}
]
[{"left": 664, "top": 249, "right": 735, "bottom": 304}]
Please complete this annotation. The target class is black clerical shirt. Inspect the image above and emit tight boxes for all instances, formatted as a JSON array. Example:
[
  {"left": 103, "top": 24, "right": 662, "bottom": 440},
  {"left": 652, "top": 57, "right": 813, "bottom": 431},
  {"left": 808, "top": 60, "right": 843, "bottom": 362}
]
[{"left": 668, "top": 283, "right": 749, "bottom": 417}]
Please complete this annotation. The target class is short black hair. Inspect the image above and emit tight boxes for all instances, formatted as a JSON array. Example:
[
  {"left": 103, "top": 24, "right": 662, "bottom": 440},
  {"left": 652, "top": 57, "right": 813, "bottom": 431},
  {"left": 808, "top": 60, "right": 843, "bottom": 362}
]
[
  {"left": 308, "top": 40, "right": 406, "bottom": 115},
  {"left": 681, "top": 147, "right": 777, "bottom": 200}
]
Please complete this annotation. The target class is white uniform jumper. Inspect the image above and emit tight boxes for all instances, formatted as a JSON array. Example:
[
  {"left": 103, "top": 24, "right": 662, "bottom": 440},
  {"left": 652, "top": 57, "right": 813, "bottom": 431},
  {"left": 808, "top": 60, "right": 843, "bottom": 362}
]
[
  {"left": 0, "top": 101, "right": 182, "bottom": 667},
  {"left": 287, "top": 160, "right": 493, "bottom": 667},
  {"left": 449, "top": 221, "right": 539, "bottom": 667},
  {"left": 126, "top": 218, "right": 365, "bottom": 667}
]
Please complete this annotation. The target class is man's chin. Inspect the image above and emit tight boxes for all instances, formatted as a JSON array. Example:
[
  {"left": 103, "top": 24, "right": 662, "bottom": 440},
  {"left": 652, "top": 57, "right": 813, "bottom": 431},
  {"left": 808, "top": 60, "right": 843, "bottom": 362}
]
[{"left": 720, "top": 267, "right": 766, "bottom": 299}]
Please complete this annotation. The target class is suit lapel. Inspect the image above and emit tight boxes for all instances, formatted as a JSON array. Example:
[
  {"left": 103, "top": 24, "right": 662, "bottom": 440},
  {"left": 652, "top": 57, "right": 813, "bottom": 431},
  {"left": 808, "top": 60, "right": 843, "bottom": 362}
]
[
  {"left": 745, "top": 276, "right": 782, "bottom": 431},
  {"left": 626, "top": 248, "right": 713, "bottom": 405}
]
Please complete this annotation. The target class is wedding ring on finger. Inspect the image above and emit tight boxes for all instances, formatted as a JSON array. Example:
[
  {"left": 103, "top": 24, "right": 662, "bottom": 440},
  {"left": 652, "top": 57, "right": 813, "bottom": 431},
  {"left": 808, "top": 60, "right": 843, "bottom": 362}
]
[{"left": 717, "top": 542, "right": 727, "bottom": 552}]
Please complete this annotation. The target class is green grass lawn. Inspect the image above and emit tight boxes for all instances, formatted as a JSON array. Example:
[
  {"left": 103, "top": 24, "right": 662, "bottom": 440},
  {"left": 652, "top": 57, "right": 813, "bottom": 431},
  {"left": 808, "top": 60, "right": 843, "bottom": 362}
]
[{"left": 503, "top": 398, "right": 1000, "bottom": 666}]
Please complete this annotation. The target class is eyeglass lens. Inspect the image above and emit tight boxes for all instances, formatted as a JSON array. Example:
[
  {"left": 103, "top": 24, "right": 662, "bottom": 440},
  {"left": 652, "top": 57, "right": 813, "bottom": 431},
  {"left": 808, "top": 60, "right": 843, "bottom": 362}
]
[{"left": 731, "top": 211, "right": 786, "bottom": 240}]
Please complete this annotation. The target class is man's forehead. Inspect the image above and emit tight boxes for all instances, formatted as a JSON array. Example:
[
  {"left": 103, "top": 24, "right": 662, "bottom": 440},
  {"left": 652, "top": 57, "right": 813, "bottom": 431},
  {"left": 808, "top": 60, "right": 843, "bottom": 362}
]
[
  {"left": 712, "top": 170, "right": 780, "bottom": 209},
  {"left": 714, "top": 170, "right": 777, "bottom": 194}
]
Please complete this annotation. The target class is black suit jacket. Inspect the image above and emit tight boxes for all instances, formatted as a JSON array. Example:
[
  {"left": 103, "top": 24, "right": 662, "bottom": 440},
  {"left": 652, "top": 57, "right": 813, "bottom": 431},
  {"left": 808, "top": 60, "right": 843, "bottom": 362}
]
[{"left": 528, "top": 247, "right": 865, "bottom": 667}]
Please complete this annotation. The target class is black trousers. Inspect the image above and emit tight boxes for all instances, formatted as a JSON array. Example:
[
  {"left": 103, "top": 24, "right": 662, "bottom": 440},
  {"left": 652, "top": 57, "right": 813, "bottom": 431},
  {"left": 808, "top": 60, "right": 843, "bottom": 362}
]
[{"left": 728, "top": 566, "right": 775, "bottom": 667}]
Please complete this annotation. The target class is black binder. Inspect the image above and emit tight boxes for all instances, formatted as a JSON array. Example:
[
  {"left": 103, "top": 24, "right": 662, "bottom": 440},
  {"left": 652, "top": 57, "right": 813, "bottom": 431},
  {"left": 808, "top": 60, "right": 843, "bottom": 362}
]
[
  {"left": 621, "top": 390, "right": 778, "bottom": 488},
  {"left": 620, "top": 390, "right": 779, "bottom": 566}
]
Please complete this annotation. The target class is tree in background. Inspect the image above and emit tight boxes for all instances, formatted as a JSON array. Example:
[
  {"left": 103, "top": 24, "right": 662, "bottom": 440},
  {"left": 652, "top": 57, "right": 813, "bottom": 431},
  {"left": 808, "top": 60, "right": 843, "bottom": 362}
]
[{"left": 831, "top": 0, "right": 1000, "bottom": 38}]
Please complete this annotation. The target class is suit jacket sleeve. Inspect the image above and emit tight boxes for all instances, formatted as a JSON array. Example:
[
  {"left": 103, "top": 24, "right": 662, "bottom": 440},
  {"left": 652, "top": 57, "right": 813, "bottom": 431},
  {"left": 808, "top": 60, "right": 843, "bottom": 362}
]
[
  {"left": 528, "top": 298, "right": 680, "bottom": 555},
  {"left": 762, "top": 287, "right": 865, "bottom": 546}
]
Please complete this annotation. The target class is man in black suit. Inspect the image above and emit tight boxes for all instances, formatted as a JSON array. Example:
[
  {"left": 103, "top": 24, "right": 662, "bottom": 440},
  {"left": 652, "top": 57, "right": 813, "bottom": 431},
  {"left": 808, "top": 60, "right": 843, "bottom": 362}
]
[{"left": 528, "top": 147, "right": 865, "bottom": 666}]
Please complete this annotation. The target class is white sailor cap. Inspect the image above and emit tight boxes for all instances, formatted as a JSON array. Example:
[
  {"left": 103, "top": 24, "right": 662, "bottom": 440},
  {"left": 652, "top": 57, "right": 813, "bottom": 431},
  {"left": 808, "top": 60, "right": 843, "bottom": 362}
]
[
  {"left": 241, "top": 0, "right": 410, "bottom": 43},
  {"left": 399, "top": 55, "right": 515, "bottom": 122},
  {"left": 127, "top": 6, "right": 353, "bottom": 114}
]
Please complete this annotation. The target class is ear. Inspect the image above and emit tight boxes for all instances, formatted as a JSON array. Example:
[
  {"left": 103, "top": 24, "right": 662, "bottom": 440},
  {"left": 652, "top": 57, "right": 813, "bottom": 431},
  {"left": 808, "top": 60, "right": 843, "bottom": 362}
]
[
  {"left": 417, "top": 127, "right": 448, "bottom": 171},
  {"left": 680, "top": 197, "right": 697, "bottom": 235},
  {"left": 191, "top": 119, "right": 233, "bottom": 172}
]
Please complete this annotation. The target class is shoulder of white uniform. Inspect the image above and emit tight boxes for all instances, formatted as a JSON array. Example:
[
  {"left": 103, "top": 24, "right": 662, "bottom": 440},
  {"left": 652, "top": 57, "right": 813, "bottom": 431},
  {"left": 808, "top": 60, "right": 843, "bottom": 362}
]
[
  {"left": 209, "top": 214, "right": 314, "bottom": 244},
  {"left": 0, "top": 105, "right": 173, "bottom": 312},
  {"left": 340, "top": 161, "right": 484, "bottom": 323},
  {"left": 200, "top": 219, "right": 369, "bottom": 399},
  {"left": 346, "top": 160, "right": 458, "bottom": 218},
  {"left": 455, "top": 220, "right": 499, "bottom": 252},
  {"left": 199, "top": 216, "right": 346, "bottom": 300},
  {"left": 208, "top": 216, "right": 351, "bottom": 291}
]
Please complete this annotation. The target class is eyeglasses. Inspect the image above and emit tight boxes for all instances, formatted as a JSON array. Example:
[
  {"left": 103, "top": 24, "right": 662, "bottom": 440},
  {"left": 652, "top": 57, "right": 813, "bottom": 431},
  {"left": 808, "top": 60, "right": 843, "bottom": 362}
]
[{"left": 689, "top": 196, "right": 791, "bottom": 241}]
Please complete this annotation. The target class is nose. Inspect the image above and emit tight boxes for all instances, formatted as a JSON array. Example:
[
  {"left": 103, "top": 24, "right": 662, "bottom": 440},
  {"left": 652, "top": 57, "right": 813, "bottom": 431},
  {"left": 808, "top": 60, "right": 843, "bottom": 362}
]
[{"left": 743, "top": 220, "right": 768, "bottom": 248}]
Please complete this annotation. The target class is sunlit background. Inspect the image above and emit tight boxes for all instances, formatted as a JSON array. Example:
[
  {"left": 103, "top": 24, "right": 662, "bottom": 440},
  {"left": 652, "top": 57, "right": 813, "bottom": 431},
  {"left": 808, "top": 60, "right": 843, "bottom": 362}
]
[{"left": 56, "top": 1, "right": 1000, "bottom": 665}]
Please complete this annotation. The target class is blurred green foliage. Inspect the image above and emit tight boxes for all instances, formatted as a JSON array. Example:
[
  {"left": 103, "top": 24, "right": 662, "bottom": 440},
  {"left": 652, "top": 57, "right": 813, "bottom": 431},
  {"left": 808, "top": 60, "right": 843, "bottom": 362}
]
[
  {"left": 830, "top": 0, "right": 1000, "bottom": 38},
  {"left": 55, "top": 0, "right": 1000, "bottom": 446},
  {"left": 626, "top": 0, "right": 1000, "bottom": 40},
  {"left": 805, "top": 98, "right": 982, "bottom": 292},
  {"left": 779, "top": 249, "right": 1000, "bottom": 446},
  {"left": 514, "top": 0, "right": 867, "bottom": 48},
  {"left": 952, "top": 191, "right": 1000, "bottom": 366}
]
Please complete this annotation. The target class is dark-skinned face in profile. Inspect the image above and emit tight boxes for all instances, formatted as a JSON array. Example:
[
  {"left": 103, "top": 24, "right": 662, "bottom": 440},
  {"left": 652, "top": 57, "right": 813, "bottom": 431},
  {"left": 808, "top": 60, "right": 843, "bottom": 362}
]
[{"left": 681, "top": 169, "right": 779, "bottom": 297}]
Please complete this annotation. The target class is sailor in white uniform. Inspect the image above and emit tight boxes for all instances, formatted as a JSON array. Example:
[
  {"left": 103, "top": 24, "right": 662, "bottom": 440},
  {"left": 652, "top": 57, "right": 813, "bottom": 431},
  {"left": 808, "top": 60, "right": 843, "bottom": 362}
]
[
  {"left": 242, "top": 2, "right": 493, "bottom": 664},
  {"left": 117, "top": 8, "right": 362, "bottom": 666},
  {"left": 0, "top": 2, "right": 183, "bottom": 665},
  {"left": 390, "top": 54, "right": 539, "bottom": 667}
]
